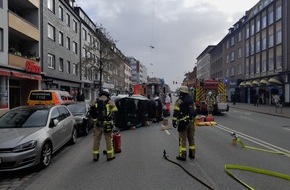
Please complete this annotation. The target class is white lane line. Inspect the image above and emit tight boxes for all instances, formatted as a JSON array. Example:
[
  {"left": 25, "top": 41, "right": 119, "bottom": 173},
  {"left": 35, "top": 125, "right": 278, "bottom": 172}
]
[
  {"left": 284, "top": 128, "right": 290, "bottom": 131},
  {"left": 164, "top": 130, "right": 171, "bottom": 135},
  {"left": 216, "top": 124, "right": 290, "bottom": 156},
  {"left": 239, "top": 116, "right": 254, "bottom": 120}
]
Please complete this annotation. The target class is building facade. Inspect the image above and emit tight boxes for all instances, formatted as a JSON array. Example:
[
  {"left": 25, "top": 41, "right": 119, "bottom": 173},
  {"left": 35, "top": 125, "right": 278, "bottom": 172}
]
[
  {"left": 41, "top": 0, "right": 81, "bottom": 99},
  {"left": 0, "top": 0, "right": 42, "bottom": 116},
  {"left": 238, "top": 0, "right": 289, "bottom": 105},
  {"left": 196, "top": 45, "right": 215, "bottom": 80}
]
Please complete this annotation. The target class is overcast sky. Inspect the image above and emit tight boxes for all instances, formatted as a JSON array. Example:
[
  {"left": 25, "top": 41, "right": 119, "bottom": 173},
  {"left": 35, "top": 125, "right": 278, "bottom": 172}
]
[{"left": 76, "top": 0, "right": 259, "bottom": 91}]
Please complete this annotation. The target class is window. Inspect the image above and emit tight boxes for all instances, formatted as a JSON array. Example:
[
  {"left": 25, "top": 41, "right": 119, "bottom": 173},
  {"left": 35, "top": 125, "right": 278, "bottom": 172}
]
[
  {"left": 250, "top": 42, "right": 255, "bottom": 55},
  {"left": 0, "top": 28, "right": 3, "bottom": 51},
  {"left": 256, "top": 54, "right": 260, "bottom": 74},
  {"left": 262, "top": 53, "right": 266, "bottom": 72},
  {"left": 276, "top": 45, "right": 282, "bottom": 69},
  {"left": 250, "top": 22, "right": 255, "bottom": 36},
  {"left": 72, "top": 41, "right": 77, "bottom": 54},
  {"left": 268, "top": 49, "right": 274, "bottom": 71},
  {"left": 246, "top": 26, "right": 249, "bottom": 39},
  {"left": 66, "top": 13, "right": 70, "bottom": 27},
  {"left": 48, "top": 53, "right": 55, "bottom": 69},
  {"left": 256, "top": 16, "right": 260, "bottom": 32},
  {"left": 73, "top": 63, "right": 78, "bottom": 75},
  {"left": 256, "top": 40, "right": 260, "bottom": 53},
  {"left": 230, "top": 52, "right": 235, "bottom": 61},
  {"left": 250, "top": 57, "right": 254, "bottom": 74},
  {"left": 238, "top": 32, "right": 242, "bottom": 42},
  {"left": 48, "top": 24, "right": 55, "bottom": 40},
  {"left": 262, "top": 37, "right": 267, "bottom": 51},
  {"left": 226, "top": 55, "right": 229, "bottom": 63},
  {"left": 59, "top": 58, "right": 64, "bottom": 72},
  {"left": 73, "top": 20, "right": 77, "bottom": 33},
  {"left": 276, "top": 30, "right": 282, "bottom": 44},
  {"left": 276, "top": 5, "right": 282, "bottom": 20},
  {"left": 59, "top": 31, "right": 63, "bottom": 46},
  {"left": 268, "top": 34, "right": 274, "bottom": 48},
  {"left": 0, "top": 76, "right": 8, "bottom": 109},
  {"left": 59, "top": 6, "right": 63, "bottom": 20},
  {"left": 66, "top": 61, "right": 70, "bottom": 73},
  {"left": 82, "top": 48, "right": 86, "bottom": 58},
  {"left": 245, "top": 43, "right": 249, "bottom": 57},
  {"left": 268, "top": 9, "right": 274, "bottom": 25},
  {"left": 47, "top": 0, "right": 55, "bottom": 12},
  {"left": 238, "top": 48, "right": 242, "bottom": 58},
  {"left": 262, "top": 14, "right": 267, "bottom": 29},
  {"left": 245, "top": 59, "right": 249, "bottom": 75},
  {"left": 230, "top": 66, "right": 235, "bottom": 76},
  {"left": 230, "top": 36, "right": 235, "bottom": 46},
  {"left": 0, "top": 0, "right": 3, "bottom": 8},
  {"left": 82, "top": 28, "right": 87, "bottom": 40},
  {"left": 66, "top": 37, "right": 70, "bottom": 50}
]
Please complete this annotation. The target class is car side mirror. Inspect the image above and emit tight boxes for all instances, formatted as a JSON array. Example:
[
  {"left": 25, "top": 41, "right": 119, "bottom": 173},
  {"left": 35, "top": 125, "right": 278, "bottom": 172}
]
[{"left": 50, "top": 118, "right": 59, "bottom": 128}]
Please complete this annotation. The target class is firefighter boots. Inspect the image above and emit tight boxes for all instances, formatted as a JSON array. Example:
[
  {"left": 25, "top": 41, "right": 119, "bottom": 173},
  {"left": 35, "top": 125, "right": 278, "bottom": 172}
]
[
  {"left": 107, "top": 156, "right": 116, "bottom": 161},
  {"left": 189, "top": 150, "right": 195, "bottom": 159},
  {"left": 176, "top": 156, "right": 186, "bottom": 161},
  {"left": 93, "top": 154, "right": 99, "bottom": 162}
]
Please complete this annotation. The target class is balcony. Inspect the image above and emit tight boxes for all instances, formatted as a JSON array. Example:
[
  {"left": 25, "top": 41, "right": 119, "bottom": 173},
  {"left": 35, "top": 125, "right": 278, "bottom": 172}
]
[
  {"left": 8, "top": 11, "right": 39, "bottom": 42},
  {"left": 8, "top": 53, "right": 40, "bottom": 69}
]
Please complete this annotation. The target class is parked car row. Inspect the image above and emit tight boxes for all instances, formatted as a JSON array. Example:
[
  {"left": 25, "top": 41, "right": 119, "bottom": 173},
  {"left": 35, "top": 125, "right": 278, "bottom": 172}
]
[
  {"left": 0, "top": 105, "right": 77, "bottom": 171},
  {"left": 0, "top": 90, "right": 94, "bottom": 172}
]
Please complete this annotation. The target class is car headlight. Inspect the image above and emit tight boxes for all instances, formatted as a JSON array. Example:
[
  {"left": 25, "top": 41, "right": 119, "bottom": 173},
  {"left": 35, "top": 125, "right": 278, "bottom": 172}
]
[{"left": 12, "top": 140, "right": 38, "bottom": 153}]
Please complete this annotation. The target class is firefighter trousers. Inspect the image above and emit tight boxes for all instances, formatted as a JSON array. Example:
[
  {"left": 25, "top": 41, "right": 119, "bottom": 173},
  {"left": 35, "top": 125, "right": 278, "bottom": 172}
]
[
  {"left": 178, "top": 120, "right": 195, "bottom": 159},
  {"left": 92, "top": 124, "right": 114, "bottom": 160}
]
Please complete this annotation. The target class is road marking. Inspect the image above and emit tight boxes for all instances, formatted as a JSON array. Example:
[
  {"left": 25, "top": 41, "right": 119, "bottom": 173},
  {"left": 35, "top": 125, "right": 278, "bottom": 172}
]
[
  {"left": 233, "top": 110, "right": 251, "bottom": 115},
  {"left": 165, "top": 130, "right": 171, "bottom": 135},
  {"left": 216, "top": 124, "right": 290, "bottom": 156},
  {"left": 239, "top": 116, "right": 254, "bottom": 120},
  {"left": 284, "top": 128, "right": 290, "bottom": 131}
]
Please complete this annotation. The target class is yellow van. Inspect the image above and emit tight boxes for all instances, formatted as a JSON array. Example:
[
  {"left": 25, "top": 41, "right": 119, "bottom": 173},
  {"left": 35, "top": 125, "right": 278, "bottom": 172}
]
[{"left": 27, "top": 90, "right": 74, "bottom": 106}]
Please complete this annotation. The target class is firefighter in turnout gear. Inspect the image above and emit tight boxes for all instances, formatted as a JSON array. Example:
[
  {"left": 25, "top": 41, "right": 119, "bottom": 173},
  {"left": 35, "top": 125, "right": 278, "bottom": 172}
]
[
  {"left": 172, "top": 86, "right": 197, "bottom": 161},
  {"left": 90, "top": 89, "right": 118, "bottom": 162},
  {"left": 205, "top": 91, "right": 216, "bottom": 115}
]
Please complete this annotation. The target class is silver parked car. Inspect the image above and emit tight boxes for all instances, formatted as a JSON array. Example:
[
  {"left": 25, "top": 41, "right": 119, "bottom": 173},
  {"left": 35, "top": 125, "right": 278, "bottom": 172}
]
[{"left": 0, "top": 105, "right": 77, "bottom": 171}]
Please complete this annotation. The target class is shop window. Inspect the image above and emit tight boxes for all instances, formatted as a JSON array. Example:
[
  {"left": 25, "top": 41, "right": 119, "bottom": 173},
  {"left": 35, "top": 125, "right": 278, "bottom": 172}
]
[
  {"left": 0, "top": 28, "right": 3, "bottom": 51},
  {"left": 0, "top": 76, "right": 8, "bottom": 109}
]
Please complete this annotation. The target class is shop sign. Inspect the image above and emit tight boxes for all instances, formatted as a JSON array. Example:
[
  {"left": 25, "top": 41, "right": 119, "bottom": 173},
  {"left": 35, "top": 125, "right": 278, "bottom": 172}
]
[{"left": 25, "top": 60, "right": 41, "bottom": 74}]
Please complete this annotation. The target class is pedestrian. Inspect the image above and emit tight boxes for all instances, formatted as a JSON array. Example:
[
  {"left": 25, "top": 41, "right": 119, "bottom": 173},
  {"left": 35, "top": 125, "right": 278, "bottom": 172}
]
[
  {"left": 172, "top": 86, "right": 197, "bottom": 161},
  {"left": 165, "top": 93, "right": 171, "bottom": 113},
  {"left": 261, "top": 93, "right": 265, "bottom": 104},
  {"left": 90, "top": 89, "right": 118, "bottom": 162},
  {"left": 76, "top": 90, "right": 82, "bottom": 101},
  {"left": 272, "top": 94, "right": 281, "bottom": 106},
  {"left": 253, "top": 93, "right": 259, "bottom": 106}
]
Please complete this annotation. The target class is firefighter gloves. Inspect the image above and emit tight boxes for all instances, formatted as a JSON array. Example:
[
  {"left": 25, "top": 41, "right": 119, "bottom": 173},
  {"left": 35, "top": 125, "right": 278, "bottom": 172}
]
[{"left": 172, "top": 120, "right": 177, "bottom": 128}]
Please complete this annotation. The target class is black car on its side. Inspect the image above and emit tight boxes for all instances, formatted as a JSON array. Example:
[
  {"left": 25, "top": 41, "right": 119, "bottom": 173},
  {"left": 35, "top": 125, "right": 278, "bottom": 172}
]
[{"left": 65, "top": 102, "right": 93, "bottom": 136}]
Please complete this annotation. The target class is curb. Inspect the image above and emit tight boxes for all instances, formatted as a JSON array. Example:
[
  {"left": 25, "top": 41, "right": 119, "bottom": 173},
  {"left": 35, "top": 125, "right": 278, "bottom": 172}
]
[{"left": 230, "top": 106, "right": 290, "bottom": 119}]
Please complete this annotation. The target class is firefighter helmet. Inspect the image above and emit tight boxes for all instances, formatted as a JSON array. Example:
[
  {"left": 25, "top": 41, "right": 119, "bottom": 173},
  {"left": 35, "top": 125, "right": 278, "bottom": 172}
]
[
  {"left": 180, "top": 86, "right": 189, "bottom": 94},
  {"left": 100, "top": 89, "right": 110, "bottom": 97},
  {"left": 208, "top": 91, "right": 212, "bottom": 96}
]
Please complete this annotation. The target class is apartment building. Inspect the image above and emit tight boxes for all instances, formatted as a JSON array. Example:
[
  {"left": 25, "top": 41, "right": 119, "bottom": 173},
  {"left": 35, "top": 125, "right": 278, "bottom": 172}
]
[
  {"left": 74, "top": 7, "right": 100, "bottom": 100},
  {"left": 237, "top": 0, "right": 289, "bottom": 105},
  {"left": 196, "top": 45, "right": 215, "bottom": 80},
  {"left": 41, "top": 0, "right": 81, "bottom": 99},
  {"left": 124, "top": 61, "right": 132, "bottom": 93},
  {"left": 128, "top": 57, "right": 148, "bottom": 85},
  {"left": 0, "top": 0, "right": 42, "bottom": 114}
]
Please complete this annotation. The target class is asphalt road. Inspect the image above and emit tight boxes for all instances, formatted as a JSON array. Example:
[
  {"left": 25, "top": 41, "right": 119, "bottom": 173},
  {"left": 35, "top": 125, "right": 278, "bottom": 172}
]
[{"left": 1, "top": 104, "right": 290, "bottom": 190}]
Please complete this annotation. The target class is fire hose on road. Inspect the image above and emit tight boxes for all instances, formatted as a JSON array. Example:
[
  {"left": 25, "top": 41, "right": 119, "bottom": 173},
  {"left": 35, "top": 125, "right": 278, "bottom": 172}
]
[{"left": 225, "top": 133, "right": 290, "bottom": 190}]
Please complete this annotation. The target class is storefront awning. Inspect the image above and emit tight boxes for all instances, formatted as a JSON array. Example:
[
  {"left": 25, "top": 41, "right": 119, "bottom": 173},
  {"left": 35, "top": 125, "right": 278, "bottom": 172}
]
[
  {"left": 11, "top": 71, "right": 42, "bottom": 80},
  {"left": 245, "top": 81, "right": 252, "bottom": 86},
  {"left": 260, "top": 78, "right": 269, "bottom": 85},
  {"left": 238, "top": 81, "right": 246, "bottom": 87},
  {"left": 268, "top": 77, "right": 282, "bottom": 85},
  {"left": 252, "top": 79, "right": 260, "bottom": 86},
  {"left": 0, "top": 69, "right": 11, "bottom": 76}
]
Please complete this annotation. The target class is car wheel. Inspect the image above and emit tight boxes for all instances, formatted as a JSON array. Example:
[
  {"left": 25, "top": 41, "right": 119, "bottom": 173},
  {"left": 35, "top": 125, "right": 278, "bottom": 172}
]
[
  {"left": 83, "top": 123, "right": 89, "bottom": 136},
  {"left": 39, "top": 142, "right": 52, "bottom": 169},
  {"left": 70, "top": 126, "right": 77, "bottom": 144}
]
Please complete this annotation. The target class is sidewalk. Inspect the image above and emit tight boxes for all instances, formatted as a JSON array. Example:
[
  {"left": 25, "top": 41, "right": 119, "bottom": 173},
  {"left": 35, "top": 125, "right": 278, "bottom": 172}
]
[{"left": 229, "top": 102, "right": 290, "bottom": 119}]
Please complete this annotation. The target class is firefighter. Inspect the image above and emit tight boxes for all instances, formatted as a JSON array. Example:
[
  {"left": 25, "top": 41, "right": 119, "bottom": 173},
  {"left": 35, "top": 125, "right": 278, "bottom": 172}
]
[
  {"left": 205, "top": 91, "right": 216, "bottom": 115},
  {"left": 172, "top": 86, "right": 197, "bottom": 161},
  {"left": 90, "top": 89, "right": 118, "bottom": 162}
]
